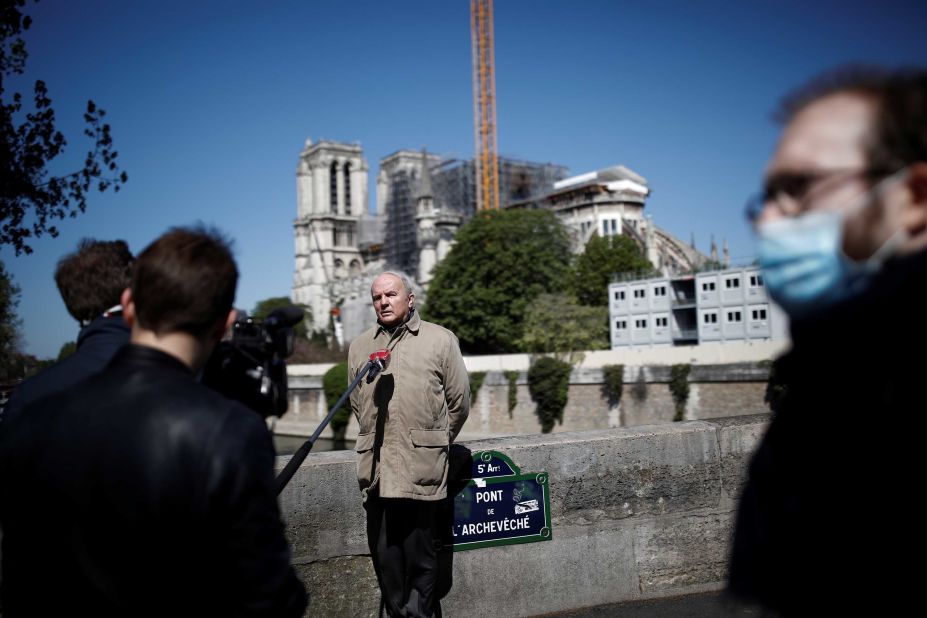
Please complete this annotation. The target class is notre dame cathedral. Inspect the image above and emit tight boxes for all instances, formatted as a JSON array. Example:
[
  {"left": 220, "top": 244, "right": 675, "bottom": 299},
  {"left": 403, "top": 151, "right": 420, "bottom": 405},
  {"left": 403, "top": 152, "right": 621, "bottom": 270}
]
[{"left": 292, "top": 138, "right": 719, "bottom": 344}]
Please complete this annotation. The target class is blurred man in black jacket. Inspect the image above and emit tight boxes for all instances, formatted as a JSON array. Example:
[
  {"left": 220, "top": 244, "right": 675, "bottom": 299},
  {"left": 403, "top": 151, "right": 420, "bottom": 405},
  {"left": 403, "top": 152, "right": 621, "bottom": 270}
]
[
  {"left": 1, "top": 239, "right": 132, "bottom": 424},
  {"left": 0, "top": 226, "right": 308, "bottom": 617},
  {"left": 730, "top": 67, "right": 927, "bottom": 615}
]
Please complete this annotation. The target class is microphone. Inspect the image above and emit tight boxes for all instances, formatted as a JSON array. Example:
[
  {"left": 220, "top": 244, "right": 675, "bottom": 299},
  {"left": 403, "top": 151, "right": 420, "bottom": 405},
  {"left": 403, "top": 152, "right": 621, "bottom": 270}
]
[
  {"left": 263, "top": 305, "right": 305, "bottom": 330},
  {"left": 368, "top": 349, "right": 390, "bottom": 378}
]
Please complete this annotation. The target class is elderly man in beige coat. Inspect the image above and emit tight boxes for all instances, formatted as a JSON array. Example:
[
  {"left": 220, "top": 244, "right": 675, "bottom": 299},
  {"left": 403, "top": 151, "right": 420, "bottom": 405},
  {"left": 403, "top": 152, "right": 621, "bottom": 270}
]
[{"left": 348, "top": 271, "right": 469, "bottom": 618}]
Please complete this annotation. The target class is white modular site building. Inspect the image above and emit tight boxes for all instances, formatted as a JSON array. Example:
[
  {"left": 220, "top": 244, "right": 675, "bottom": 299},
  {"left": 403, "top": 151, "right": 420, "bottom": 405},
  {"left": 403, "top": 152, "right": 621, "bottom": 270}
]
[{"left": 608, "top": 266, "right": 789, "bottom": 348}]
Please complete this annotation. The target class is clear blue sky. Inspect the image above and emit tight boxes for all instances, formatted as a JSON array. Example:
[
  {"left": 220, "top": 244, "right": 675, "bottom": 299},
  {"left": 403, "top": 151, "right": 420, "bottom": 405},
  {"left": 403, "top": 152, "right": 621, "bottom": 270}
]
[{"left": 3, "top": 0, "right": 925, "bottom": 358}]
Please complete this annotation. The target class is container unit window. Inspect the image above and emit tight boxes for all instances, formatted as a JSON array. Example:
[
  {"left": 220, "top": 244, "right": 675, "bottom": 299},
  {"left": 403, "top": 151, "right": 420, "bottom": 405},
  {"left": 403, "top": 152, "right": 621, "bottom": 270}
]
[
  {"left": 724, "top": 277, "right": 741, "bottom": 289},
  {"left": 615, "top": 320, "right": 628, "bottom": 330},
  {"left": 726, "top": 310, "right": 743, "bottom": 323},
  {"left": 701, "top": 281, "right": 716, "bottom": 292},
  {"left": 751, "top": 308, "right": 767, "bottom": 321},
  {"left": 613, "top": 290, "right": 626, "bottom": 301},
  {"left": 634, "top": 319, "right": 648, "bottom": 329},
  {"left": 703, "top": 312, "right": 718, "bottom": 324},
  {"left": 655, "top": 317, "right": 668, "bottom": 327},
  {"left": 749, "top": 274, "right": 764, "bottom": 288},
  {"left": 653, "top": 285, "right": 667, "bottom": 297},
  {"left": 633, "top": 289, "right": 646, "bottom": 299}
]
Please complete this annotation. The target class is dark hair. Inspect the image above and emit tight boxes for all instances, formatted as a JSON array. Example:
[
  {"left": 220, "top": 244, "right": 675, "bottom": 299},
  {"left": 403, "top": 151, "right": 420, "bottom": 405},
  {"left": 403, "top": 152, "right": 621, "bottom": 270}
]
[
  {"left": 55, "top": 239, "right": 133, "bottom": 323},
  {"left": 131, "top": 226, "right": 238, "bottom": 339},
  {"left": 776, "top": 66, "right": 927, "bottom": 175}
]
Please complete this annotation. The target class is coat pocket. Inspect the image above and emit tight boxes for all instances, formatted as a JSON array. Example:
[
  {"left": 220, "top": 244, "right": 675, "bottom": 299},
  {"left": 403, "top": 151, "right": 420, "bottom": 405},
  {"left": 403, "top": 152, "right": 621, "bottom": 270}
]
[
  {"left": 355, "top": 431, "right": 376, "bottom": 488},
  {"left": 409, "top": 429, "right": 449, "bottom": 488}
]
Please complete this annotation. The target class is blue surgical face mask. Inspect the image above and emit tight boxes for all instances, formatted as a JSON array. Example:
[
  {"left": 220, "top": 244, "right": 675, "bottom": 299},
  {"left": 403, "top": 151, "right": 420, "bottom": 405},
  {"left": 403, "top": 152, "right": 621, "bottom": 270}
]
[{"left": 755, "top": 169, "right": 908, "bottom": 319}]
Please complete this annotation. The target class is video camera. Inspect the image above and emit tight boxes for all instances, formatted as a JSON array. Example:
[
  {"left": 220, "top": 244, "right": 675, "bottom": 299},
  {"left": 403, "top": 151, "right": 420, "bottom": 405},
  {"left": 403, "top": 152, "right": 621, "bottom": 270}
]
[{"left": 202, "top": 305, "right": 304, "bottom": 419}]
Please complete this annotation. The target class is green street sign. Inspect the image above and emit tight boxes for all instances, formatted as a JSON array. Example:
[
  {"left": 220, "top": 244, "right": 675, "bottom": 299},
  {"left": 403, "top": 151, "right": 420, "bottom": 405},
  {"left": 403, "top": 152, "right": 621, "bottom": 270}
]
[{"left": 448, "top": 450, "right": 552, "bottom": 552}]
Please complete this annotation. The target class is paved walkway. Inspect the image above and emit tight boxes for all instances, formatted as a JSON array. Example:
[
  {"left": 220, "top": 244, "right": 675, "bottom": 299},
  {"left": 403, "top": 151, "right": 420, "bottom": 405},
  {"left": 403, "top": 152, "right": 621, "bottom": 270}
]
[{"left": 541, "top": 591, "right": 772, "bottom": 617}]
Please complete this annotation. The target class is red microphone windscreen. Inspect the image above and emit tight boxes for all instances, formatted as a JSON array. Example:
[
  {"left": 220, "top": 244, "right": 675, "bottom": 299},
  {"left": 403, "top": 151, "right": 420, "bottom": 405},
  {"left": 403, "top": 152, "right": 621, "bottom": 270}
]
[{"left": 369, "top": 349, "right": 390, "bottom": 366}]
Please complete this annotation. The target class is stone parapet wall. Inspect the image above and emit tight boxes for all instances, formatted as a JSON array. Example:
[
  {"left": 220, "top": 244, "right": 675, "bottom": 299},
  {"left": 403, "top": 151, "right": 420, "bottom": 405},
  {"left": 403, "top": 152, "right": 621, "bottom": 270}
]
[
  {"left": 276, "top": 362, "right": 772, "bottom": 442},
  {"left": 278, "top": 415, "right": 770, "bottom": 616}
]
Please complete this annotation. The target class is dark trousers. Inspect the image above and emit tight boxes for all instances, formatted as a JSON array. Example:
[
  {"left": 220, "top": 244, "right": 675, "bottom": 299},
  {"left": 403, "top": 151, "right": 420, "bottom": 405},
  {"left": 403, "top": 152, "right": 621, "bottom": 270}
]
[{"left": 365, "top": 491, "right": 440, "bottom": 618}]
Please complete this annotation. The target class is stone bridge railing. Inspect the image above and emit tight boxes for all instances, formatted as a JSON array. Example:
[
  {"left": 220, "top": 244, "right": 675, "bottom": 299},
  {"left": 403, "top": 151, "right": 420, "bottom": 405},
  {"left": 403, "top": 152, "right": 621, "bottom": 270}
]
[{"left": 277, "top": 413, "right": 769, "bottom": 616}]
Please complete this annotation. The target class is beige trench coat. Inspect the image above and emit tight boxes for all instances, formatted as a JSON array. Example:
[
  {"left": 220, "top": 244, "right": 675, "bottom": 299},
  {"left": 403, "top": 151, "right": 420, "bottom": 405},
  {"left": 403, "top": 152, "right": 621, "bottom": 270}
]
[{"left": 348, "top": 311, "right": 469, "bottom": 502}]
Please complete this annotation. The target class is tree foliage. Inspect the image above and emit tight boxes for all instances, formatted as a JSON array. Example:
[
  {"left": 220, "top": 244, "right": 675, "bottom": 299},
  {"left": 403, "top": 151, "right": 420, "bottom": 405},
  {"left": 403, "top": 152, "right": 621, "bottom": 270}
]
[
  {"left": 56, "top": 339, "right": 76, "bottom": 361},
  {"left": 518, "top": 293, "right": 608, "bottom": 362},
  {"left": 322, "top": 361, "right": 350, "bottom": 439},
  {"left": 527, "top": 356, "right": 571, "bottom": 433},
  {"left": 571, "top": 234, "right": 654, "bottom": 306},
  {"left": 422, "top": 209, "right": 572, "bottom": 354},
  {"left": 251, "top": 296, "right": 310, "bottom": 339},
  {"left": 0, "top": 259, "right": 21, "bottom": 378},
  {"left": 1, "top": 0, "right": 128, "bottom": 254}
]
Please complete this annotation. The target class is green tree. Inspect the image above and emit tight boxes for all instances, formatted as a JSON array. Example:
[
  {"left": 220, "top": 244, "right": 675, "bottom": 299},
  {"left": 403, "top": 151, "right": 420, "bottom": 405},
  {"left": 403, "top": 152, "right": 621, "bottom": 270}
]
[
  {"left": 1, "top": 0, "right": 127, "bottom": 255},
  {"left": 56, "top": 340, "right": 76, "bottom": 361},
  {"left": 251, "top": 297, "right": 310, "bottom": 339},
  {"left": 571, "top": 234, "right": 654, "bottom": 306},
  {"left": 422, "top": 209, "right": 572, "bottom": 354},
  {"left": 518, "top": 293, "right": 609, "bottom": 362},
  {"left": 322, "top": 361, "right": 350, "bottom": 441},
  {"left": 0, "top": 259, "right": 21, "bottom": 379}
]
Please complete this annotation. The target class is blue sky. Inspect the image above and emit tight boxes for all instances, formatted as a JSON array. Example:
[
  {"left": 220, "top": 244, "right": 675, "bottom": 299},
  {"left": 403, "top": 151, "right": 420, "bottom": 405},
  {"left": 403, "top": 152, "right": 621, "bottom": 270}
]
[{"left": 3, "top": 0, "right": 926, "bottom": 358}]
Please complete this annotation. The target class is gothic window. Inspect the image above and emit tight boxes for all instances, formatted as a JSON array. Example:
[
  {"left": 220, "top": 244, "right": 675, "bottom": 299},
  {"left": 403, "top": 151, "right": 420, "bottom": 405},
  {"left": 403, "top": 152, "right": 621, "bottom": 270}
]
[
  {"left": 344, "top": 162, "right": 352, "bottom": 215},
  {"left": 330, "top": 161, "right": 338, "bottom": 213}
]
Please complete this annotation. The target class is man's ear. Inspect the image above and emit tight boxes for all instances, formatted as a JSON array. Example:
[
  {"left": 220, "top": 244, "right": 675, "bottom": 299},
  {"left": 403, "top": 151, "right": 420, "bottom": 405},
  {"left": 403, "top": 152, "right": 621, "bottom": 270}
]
[
  {"left": 212, "top": 308, "right": 237, "bottom": 341},
  {"left": 120, "top": 288, "right": 136, "bottom": 327},
  {"left": 902, "top": 162, "right": 927, "bottom": 236},
  {"left": 408, "top": 292, "right": 415, "bottom": 309}
]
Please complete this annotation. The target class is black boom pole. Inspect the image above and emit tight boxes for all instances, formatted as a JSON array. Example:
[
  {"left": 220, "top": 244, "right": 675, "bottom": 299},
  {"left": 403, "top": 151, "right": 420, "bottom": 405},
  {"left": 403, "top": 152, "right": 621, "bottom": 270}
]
[{"left": 274, "top": 350, "right": 389, "bottom": 495}]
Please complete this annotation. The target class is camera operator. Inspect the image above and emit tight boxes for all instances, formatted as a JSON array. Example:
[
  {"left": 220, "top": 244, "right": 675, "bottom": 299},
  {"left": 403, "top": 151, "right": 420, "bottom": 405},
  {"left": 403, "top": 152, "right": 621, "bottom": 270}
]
[
  {"left": 202, "top": 304, "right": 304, "bottom": 421},
  {"left": 0, "top": 226, "right": 308, "bottom": 616},
  {"left": 1, "top": 239, "right": 132, "bottom": 425}
]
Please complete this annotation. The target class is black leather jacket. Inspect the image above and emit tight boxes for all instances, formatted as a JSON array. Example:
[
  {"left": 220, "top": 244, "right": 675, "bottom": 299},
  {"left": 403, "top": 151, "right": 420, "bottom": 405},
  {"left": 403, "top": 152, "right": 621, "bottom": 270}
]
[
  {"left": 0, "top": 344, "right": 307, "bottom": 617},
  {"left": 1, "top": 313, "right": 129, "bottom": 426}
]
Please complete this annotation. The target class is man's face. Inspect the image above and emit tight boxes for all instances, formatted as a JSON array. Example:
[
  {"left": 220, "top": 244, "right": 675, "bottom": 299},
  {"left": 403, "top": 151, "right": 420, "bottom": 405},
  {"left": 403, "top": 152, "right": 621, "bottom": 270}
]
[
  {"left": 371, "top": 274, "right": 413, "bottom": 328},
  {"left": 761, "top": 93, "right": 904, "bottom": 260}
]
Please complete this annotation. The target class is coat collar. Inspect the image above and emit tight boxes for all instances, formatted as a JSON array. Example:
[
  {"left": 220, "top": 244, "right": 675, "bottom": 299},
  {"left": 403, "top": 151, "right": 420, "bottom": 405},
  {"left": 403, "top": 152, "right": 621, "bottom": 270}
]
[{"left": 374, "top": 308, "right": 421, "bottom": 340}]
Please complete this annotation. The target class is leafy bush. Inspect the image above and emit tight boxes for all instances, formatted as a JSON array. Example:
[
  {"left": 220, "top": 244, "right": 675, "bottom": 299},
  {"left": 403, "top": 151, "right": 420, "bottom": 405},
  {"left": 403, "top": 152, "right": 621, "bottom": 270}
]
[
  {"left": 669, "top": 364, "right": 691, "bottom": 422},
  {"left": 322, "top": 362, "right": 350, "bottom": 439},
  {"left": 504, "top": 370, "right": 519, "bottom": 417},
  {"left": 602, "top": 364, "right": 624, "bottom": 407},
  {"left": 527, "top": 357, "right": 571, "bottom": 433},
  {"left": 469, "top": 371, "right": 487, "bottom": 405}
]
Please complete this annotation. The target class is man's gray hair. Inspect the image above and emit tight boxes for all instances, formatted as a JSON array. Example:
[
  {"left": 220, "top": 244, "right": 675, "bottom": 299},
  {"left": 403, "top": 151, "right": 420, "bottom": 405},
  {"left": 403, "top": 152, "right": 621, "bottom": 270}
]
[{"left": 372, "top": 270, "right": 414, "bottom": 296}]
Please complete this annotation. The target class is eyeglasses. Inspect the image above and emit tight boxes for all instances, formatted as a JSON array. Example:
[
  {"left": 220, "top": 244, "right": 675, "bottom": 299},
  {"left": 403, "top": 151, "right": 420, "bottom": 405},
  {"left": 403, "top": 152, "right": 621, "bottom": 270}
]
[{"left": 744, "top": 168, "right": 888, "bottom": 224}]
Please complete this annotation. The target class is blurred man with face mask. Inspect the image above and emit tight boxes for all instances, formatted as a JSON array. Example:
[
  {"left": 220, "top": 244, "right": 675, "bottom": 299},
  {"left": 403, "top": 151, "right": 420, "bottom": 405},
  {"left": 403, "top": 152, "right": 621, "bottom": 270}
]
[{"left": 729, "top": 67, "right": 927, "bottom": 615}]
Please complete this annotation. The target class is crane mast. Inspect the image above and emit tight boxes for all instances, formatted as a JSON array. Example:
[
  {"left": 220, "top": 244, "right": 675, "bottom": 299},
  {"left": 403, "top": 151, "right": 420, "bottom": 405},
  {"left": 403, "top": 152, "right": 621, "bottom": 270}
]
[{"left": 470, "top": 0, "right": 500, "bottom": 211}]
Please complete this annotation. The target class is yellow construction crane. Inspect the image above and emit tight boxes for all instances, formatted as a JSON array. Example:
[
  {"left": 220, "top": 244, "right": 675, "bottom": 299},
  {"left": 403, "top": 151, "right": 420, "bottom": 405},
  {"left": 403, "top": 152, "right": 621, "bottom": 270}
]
[{"left": 470, "top": 0, "right": 500, "bottom": 211}]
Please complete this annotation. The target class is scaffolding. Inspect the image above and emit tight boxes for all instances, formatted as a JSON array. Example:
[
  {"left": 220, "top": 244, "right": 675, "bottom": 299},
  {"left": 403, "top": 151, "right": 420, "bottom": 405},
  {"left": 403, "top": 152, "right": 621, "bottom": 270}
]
[{"left": 381, "top": 151, "right": 568, "bottom": 275}]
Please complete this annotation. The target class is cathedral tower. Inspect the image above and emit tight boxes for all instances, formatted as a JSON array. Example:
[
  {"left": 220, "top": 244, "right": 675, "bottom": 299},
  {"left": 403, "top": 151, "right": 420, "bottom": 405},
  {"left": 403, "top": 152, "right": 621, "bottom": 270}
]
[{"left": 292, "top": 139, "right": 369, "bottom": 334}]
